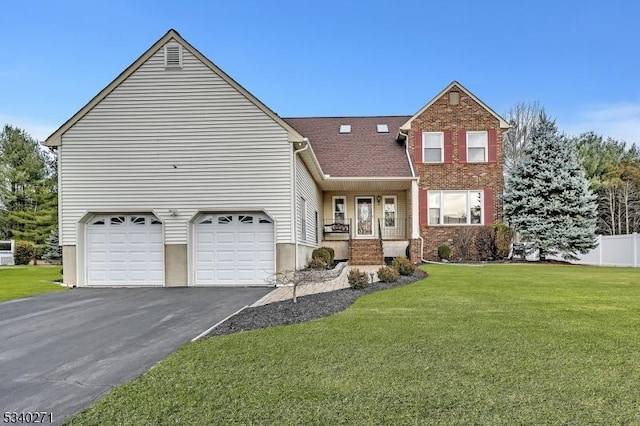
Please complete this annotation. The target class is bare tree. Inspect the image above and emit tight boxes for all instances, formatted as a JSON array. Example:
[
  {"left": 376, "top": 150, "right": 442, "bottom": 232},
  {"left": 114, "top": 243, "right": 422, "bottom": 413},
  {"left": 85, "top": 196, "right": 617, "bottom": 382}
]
[
  {"left": 271, "top": 268, "right": 333, "bottom": 303},
  {"left": 503, "top": 102, "right": 545, "bottom": 178},
  {"left": 598, "top": 164, "right": 640, "bottom": 235}
]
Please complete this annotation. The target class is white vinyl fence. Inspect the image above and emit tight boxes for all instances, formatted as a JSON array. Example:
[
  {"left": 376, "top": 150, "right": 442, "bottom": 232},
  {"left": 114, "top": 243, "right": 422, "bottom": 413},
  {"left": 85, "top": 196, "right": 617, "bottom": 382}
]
[
  {"left": 554, "top": 234, "right": 640, "bottom": 267},
  {"left": 0, "top": 240, "right": 15, "bottom": 265}
]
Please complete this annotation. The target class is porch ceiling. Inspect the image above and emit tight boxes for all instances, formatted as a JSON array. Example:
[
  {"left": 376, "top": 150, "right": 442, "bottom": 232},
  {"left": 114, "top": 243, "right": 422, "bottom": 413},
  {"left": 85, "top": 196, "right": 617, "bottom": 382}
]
[{"left": 319, "top": 178, "right": 414, "bottom": 192}]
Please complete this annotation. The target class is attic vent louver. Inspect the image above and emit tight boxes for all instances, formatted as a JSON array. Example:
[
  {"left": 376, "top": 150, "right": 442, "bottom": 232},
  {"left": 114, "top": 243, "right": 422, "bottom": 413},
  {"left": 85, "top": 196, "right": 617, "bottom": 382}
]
[
  {"left": 376, "top": 124, "right": 389, "bottom": 133},
  {"left": 164, "top": 44, "right": 183, "bottom": 69},
  {"left": 339, "top": 124, "right": 351, "bottom": 134}
]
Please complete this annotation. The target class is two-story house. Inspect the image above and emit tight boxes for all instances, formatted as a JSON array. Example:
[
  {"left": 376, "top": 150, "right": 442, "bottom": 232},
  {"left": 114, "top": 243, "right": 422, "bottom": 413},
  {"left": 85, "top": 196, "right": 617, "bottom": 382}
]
[{"left": 45, "top": 29, "right": 508, "bottom": 287}]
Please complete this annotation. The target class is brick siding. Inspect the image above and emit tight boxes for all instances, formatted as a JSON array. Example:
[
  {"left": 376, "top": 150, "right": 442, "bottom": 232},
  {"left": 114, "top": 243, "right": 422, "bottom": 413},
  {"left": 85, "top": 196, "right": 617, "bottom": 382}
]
[{"left": 408, "top": 85, "right": 505, "bottom": 261}]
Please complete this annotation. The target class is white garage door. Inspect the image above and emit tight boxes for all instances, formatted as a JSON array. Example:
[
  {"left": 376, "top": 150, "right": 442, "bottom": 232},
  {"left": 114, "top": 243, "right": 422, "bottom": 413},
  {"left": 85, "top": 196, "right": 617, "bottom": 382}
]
[
  {"left": 194, "top": 213, "right": 274, "bottom": 286},
  {"left": 87, "top": 214, "right": 164, "bottom": 286}
]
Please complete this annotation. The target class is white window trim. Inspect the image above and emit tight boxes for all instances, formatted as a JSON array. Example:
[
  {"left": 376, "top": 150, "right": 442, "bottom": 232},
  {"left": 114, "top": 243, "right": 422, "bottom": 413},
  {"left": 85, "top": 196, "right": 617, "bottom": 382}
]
[
  {"left": 382, "top": 195, "right": 398, "bottom": 229},
  {"left": 355, "top": 196, "right": 375, "bottom": 237},
  {"left": 427, "top": 190, "right": 484, "bottom": 226},
  {"left": 422, "top": 131, "right": 444, "bottom": 163},
  {"left": 466, "top": 131, "right": 488, "bottom": 163},
  {"left": 332, "top": 196, "right": 347, "bottom": 223},
  {"left": 300, "top": 197, "right": 307, "bottom": 242}
]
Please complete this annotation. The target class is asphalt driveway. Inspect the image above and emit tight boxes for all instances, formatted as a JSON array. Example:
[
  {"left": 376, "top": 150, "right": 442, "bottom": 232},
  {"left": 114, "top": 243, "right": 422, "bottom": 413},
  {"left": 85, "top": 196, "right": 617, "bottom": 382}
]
[{"left": 0, "top": 287, "right": 271, "bottom": 425}]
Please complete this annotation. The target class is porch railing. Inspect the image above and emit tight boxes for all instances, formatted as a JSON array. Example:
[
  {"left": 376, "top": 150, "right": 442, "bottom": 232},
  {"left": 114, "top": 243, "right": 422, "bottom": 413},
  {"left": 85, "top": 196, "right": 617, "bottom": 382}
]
[
  {"left": 323, "top": 219, "right": 352, "bottom": 239},
  {"left": 322, "top": 218, "right": 408, "bottom": 240},
  {"left": 379, "top": 217, "right": 409, "bottom": 240}
]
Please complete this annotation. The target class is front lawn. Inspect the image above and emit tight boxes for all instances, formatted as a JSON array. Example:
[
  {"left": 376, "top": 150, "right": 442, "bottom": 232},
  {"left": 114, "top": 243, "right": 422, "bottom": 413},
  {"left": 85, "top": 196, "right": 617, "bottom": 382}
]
[
  {"left": 0, "top": 265, "right": 65, "bottom": 302},
  {"left": 69, "top": 264, "right": 640, "bottom": 425}
]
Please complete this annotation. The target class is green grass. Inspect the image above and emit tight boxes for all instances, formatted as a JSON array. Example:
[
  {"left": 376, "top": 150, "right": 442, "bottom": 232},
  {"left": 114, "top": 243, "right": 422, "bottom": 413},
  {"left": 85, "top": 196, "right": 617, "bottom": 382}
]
[
  {"left": 0, "top": 265, "right": 65, "bottom": 302},
  {"left": 69, "top": 264, "right": 640, "bottom": 425}
]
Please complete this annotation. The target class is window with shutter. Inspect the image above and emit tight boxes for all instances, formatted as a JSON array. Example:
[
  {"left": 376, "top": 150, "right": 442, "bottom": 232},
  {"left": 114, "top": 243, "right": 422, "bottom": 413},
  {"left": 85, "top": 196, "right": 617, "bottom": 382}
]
[
  {"left": 422, "top": 132, "right": 444, "bottom": 163},
  {"left": 467, "top": 131, "right": 488, "bottom": 163}
]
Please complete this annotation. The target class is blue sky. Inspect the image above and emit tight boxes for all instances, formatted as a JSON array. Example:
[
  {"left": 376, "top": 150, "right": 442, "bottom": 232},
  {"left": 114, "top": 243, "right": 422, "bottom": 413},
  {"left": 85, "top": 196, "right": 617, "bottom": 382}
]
[{"left": 2, "top": 0, "right": 639, "bottom": 144}]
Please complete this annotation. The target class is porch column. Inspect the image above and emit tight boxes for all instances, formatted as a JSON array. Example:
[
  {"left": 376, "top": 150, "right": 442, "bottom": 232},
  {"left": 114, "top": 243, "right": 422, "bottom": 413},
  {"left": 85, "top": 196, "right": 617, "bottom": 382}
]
[{"left": 411, "top": 180, "right": 420, "bottom": 239}]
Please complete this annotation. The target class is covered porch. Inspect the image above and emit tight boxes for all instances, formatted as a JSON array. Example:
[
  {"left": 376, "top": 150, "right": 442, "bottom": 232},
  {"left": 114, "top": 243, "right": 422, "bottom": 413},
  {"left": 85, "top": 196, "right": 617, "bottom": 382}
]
[{"left": 317, "top": 178, "right": 420, "bottom": 263}]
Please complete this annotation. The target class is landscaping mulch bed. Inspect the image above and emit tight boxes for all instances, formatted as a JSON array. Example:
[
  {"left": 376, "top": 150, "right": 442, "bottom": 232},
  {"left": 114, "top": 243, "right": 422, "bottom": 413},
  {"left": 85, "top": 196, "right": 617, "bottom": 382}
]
[{"left": 206, "top": 270, "right": 427, "bottom": 338}]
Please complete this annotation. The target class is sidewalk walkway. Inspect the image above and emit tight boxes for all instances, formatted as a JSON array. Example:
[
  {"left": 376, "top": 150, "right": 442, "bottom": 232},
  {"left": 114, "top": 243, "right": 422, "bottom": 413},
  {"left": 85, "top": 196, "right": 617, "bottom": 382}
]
[{"left": 252, "top": 264, "right": 383, "bottom": 306}]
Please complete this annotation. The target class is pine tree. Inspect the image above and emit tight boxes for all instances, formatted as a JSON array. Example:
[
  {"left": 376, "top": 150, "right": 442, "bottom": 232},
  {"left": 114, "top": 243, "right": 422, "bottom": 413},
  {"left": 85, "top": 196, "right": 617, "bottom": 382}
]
[
  {"left": 503, "top": 113, "right": 597, "bottom": 260},
  {"left": 43, "top": 227, "right": 62, "bottom": 263},
  {"left": 0, "top": 125, "right": 58, "bottom": 260}
]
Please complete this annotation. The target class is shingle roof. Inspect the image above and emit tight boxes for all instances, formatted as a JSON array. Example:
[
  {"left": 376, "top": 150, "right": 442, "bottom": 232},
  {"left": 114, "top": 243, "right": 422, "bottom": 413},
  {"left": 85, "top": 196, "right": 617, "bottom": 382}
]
[{"left": 284, "top": 116, "right": 413, "bottom": 178}]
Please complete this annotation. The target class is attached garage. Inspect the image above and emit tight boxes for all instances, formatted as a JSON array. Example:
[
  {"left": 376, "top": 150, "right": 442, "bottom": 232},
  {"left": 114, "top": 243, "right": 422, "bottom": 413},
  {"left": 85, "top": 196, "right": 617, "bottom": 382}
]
[
  {"left": 86, "top": 214, "right": 164, "bottom": 286},
  {"left": 193, "top": 212, "right": 274, "bottom": 286}
]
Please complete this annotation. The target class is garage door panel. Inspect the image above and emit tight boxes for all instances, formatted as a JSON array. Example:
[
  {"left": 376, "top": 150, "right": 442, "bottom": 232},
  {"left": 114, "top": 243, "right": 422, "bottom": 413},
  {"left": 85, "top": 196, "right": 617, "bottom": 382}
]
[
  {"left": 216, "top": 270, "right": 236, "bottom": 281},
  {"left": 87, "top": 214, "right": 164, "bottom": 286},
  {"left": 148, "top": 232, "right": 163, "bottom": 244},
  {"left": 257, "top": 232, "right": 273, "bottom": 243},
  {"left": 215, "top": 232, "right": 235, "bottom": 244},
  {"left": 196, "top": 232, "right": 215, "bottom": 244},
  {"left": 236, "top": 233, "right": 256, "bottom": 244},
  {"left": 88, "top": 232, "right": 107, "bottom": 244},
  {"left": 236, "top": 250, "right": 255, "bottom": 262},
  {"left": 212, "top": 251, "right": 233, "bottom": 263},
  {"left": 107, "top": 233, "right": 127, "bottom": 244},
  {"left": 194, "top": 213, "right": 274, "bottom": 286}
]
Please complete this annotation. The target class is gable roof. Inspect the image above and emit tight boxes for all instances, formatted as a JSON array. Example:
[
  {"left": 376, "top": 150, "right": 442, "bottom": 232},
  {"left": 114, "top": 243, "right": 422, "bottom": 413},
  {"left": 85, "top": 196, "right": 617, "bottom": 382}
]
[
  {"left": 400, "top": 81, "right": 510, "bottom": 131},
  {"left": 45, "top": 29, "right": 305, "bottom": 147},
  {"left": 285, "top": 116, "right": 413, "bottom": 178}
]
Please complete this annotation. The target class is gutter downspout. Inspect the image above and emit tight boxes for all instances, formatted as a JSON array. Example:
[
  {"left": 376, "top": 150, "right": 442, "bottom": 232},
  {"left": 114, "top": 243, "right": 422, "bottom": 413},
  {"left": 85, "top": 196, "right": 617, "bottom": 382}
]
[
  {"left": 399, "top": 129, "right": 426, "bottom": 263},
  {"left": 292, "top": 138, "right": 310, "bottom": 271}
]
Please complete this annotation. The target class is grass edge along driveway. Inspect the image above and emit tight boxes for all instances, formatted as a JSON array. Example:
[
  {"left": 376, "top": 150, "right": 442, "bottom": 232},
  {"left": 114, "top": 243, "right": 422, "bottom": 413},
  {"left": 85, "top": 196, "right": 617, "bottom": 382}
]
[
  {"left": 68, "top": 264, "right": 640, "bottom": 425},
  {"left": 0, "top": 265, "right": 65, "bottom": 302}
]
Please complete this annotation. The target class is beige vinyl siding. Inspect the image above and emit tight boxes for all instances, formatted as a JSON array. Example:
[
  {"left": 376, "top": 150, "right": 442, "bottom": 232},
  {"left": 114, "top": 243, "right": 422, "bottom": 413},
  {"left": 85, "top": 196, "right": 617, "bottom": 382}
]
[
  {"left": 296, "top": 156, "right": 322, "bottom": 245},
  {"left": 59, "top": 41, "right": 293, "bottom": 245}
]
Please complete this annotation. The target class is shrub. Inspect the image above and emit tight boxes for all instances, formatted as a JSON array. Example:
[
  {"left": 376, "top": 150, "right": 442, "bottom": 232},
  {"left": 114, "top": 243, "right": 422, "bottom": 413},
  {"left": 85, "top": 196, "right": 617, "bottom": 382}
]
[
  {"left": 492, "top": 223, "right": 514, "bottom": 259},
  {"left": 312, "top": 247, "right": 334, "bottom": 267},
  {"left": 348, "top": 268, "right": 369, "bottom": 289},
  {"left": 377, "top": 266, "right": 399, "bottom": 283},
  {"left": 454, "top": 228, "right": 475, "bottom": 260},
  {"left": 308, "top": 256, "right": 327, "bottom": 269},
  {"left": 14, "top": 240, "right": 36, "bottom": 265},
  {"left": 392, "top": 256, "right": 415, "bottom": 276},
  {"left": 475, "top": 226, "right": 497, "bottom": 261},
  {"left": 437, "top": 245, "right": 451, "bottom": 260},
  {"left": 323, "top": 246, "right": 335, "bottom": 263}
]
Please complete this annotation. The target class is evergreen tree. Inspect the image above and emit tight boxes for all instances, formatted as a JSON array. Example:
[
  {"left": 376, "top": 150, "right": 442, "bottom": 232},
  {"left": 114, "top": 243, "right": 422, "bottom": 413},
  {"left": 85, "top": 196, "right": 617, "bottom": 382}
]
[
  {"left": 43, "top": 227, "right": 62, "bottom": 263},
  {"left": 0, "top": 125, "right": 58, "bottom": 259},
  {"left": 503, "top": 114, "right": 597, "bottom": 260}
]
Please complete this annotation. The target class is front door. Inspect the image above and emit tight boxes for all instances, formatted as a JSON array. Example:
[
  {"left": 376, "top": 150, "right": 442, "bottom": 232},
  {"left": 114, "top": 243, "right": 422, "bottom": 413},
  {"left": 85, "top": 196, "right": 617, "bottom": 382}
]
[{"left": 355, "top": 197, "right": 374, "bottom": 237}]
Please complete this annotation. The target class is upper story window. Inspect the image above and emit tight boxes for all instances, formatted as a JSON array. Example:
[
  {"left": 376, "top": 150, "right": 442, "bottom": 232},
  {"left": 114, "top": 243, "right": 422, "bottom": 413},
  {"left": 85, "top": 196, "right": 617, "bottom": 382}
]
[
  {"left": 423, "top": 132, "right": 444, "bottom": 163},
  {"left": 428, "top": 190, "right": 482, "bottom": 225},
  {"left": 467, "top": 131, "right": 488, "bottom": 163}
]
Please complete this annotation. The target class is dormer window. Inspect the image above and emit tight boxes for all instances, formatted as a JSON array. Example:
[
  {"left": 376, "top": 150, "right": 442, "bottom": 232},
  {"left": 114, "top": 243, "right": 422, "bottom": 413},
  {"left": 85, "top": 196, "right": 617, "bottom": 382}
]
[
  {"left": 339, "top": 124, "right": 351, "bottom": 134},
  {"left": 164, "top": 44, "right": 183, "bottom": 69}
]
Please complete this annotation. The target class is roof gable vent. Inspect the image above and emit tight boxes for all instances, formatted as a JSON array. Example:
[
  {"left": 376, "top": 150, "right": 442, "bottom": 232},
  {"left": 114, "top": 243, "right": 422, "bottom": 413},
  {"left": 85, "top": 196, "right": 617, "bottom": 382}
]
[
  {"left": 376, "top": 124, "right": 389, "bottom": 133},
  {"left": 164, "top": 44, "right": 183, "bottom": 69},
  {"left": 339, "top": 124, "right": 351, "bottom": 134}
]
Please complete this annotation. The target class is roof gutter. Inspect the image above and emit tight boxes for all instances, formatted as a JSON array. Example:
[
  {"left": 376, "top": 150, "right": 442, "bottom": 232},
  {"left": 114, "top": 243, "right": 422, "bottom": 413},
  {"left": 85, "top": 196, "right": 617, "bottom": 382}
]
[
  {"left": 398, "top": 128, "right": 417, "bottom": 178},
  {"left": 292, "top": 138, "right": 310, "bottom": 272}
]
